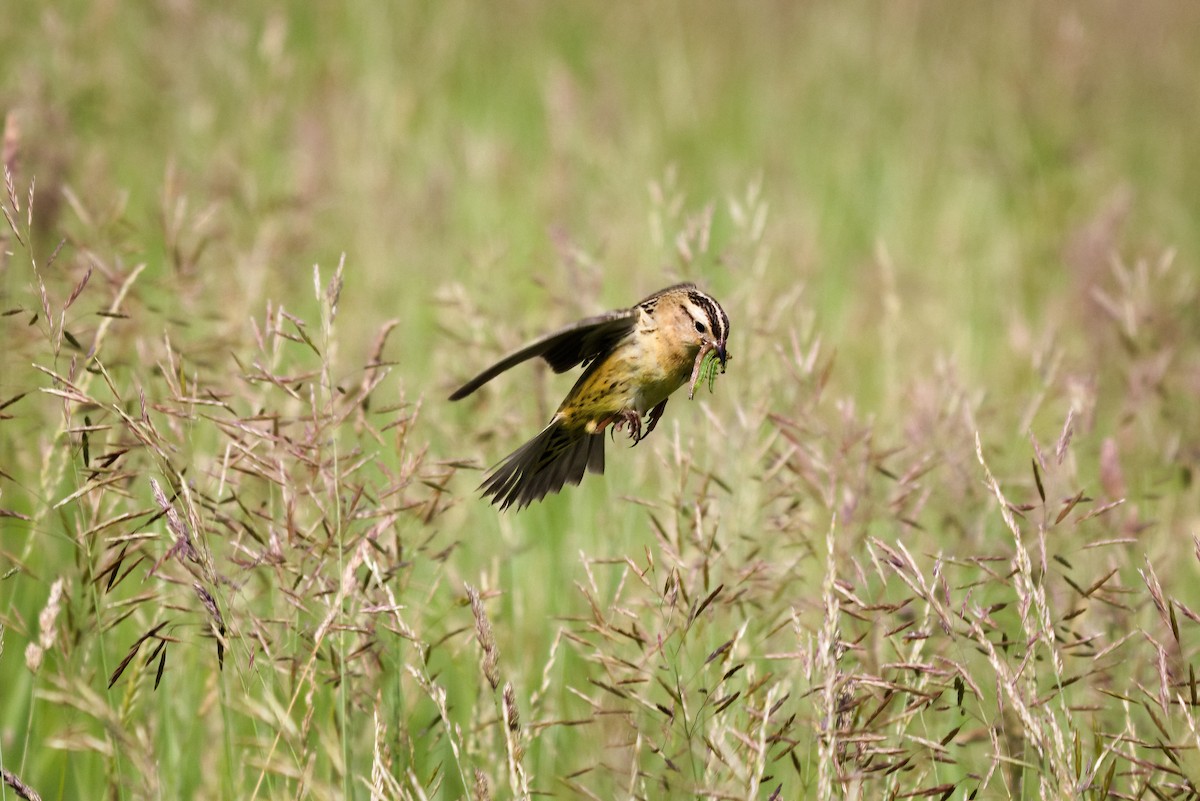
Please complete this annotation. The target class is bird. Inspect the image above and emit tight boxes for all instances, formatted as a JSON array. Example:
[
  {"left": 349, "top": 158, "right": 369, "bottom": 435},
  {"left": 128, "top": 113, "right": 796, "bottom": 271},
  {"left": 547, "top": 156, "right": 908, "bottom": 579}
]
[{"left": 449, "top": 282, "right": 730, "bottom": 510}]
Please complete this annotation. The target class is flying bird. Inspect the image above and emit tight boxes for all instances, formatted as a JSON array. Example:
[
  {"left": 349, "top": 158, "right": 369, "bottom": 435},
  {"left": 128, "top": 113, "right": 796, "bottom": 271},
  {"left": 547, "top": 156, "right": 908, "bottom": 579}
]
[{"left": 449, "top": 283, "right": 730, "bottom": 510}]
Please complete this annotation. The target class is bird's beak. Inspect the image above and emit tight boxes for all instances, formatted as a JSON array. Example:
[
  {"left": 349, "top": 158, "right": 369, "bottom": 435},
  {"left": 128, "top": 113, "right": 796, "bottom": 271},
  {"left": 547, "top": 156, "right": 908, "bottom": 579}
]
[{"left": 715, "top": 341, "right": 728, "bottom": 371}]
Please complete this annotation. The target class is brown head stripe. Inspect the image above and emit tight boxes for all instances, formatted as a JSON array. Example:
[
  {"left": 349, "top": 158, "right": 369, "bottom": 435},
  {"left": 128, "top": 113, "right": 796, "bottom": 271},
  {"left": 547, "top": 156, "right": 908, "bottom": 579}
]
[{"left": 687, "top": 290, "right": 729, "bottom": 342}]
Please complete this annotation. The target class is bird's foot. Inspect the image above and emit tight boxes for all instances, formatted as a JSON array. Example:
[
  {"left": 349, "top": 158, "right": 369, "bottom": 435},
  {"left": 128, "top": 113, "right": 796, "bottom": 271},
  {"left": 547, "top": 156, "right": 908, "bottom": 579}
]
[
  {"left": 643, "top": 399, "right": 668, "bottom": 440},
  {"left": 612, "top": 409, "right": 645, "bottom": 445}
]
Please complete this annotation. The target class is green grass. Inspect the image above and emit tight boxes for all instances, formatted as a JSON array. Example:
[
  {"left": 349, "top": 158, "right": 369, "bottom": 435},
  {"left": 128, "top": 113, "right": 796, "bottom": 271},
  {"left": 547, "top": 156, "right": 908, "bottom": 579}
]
[{"left": 3, "top": 3, "right": 1200, "bottom": 799}]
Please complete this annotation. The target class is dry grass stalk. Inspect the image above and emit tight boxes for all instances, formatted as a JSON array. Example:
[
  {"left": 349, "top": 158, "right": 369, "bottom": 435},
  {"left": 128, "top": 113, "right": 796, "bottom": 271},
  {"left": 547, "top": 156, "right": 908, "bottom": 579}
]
[
  {"left": 815, "top": 512, "right": 842, "bottom": 801},
  {"left": 502, "top": 682, "right": 531, "bottom": 799},
  {"left": 466, "top": 583, "right": 500, "bottom": 690},
  {"left": 1, "top": 769, "right": 43, "bottom": 801}
]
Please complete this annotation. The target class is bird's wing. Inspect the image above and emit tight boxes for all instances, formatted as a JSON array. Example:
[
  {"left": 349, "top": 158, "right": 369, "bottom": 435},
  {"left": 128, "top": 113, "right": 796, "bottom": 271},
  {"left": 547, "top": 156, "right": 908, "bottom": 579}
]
[{"left": 448, "top": 308, "right": 639, "bottom": 400}]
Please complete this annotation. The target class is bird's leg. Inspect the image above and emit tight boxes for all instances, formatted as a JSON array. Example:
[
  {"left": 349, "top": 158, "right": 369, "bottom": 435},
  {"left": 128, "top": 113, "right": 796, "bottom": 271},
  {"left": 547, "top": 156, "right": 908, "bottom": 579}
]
[{"left": 641, "top": 399, "right": 669, "bottom": 443}]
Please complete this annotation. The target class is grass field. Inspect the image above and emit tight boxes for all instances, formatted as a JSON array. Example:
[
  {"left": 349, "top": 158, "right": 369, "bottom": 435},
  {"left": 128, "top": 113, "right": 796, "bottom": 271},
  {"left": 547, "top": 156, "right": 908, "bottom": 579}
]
[{"left": 3, "top": 3, "right": 1200, "bottom": 799}]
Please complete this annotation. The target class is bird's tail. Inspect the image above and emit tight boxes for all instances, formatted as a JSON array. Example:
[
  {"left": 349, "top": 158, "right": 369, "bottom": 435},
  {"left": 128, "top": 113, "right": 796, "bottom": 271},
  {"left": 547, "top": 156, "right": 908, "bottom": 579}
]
[{"left": 481, "top": 420, "right": 605, "bottom": 510}]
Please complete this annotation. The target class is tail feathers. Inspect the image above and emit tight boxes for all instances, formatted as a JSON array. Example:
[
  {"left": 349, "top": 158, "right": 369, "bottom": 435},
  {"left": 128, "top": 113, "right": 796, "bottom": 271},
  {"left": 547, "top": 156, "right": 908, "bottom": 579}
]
[{"left": 481, "top": 421, "right": 605, "bottom": 510}]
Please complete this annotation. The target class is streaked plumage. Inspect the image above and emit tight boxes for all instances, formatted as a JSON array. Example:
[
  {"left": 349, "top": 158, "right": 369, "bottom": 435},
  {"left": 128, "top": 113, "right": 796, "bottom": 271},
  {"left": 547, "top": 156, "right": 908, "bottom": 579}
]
[{"left": 450, "top": 283, "right": 730, "bottom": 510}]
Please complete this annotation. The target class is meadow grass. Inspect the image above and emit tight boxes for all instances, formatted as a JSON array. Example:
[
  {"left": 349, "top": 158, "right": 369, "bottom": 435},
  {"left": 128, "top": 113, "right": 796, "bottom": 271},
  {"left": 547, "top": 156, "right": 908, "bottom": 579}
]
[{"left": 2, "top": 3, "right": 1200, "bottom": 799}]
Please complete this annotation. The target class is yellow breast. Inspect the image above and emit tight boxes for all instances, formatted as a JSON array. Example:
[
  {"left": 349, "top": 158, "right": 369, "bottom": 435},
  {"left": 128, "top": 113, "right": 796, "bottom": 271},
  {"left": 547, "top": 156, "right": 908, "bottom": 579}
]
[{"left": 556, "top": 332, "right": 699, "bottom": 431}]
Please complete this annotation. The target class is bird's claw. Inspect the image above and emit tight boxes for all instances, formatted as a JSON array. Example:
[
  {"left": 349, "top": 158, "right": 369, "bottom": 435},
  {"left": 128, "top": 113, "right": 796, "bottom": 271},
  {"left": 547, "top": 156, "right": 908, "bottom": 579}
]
[
  {"left": 612, "top": 409, "right": 646, "bottom": 446},
  {"left": 611, "top": 399, "right": 669, "bottom": 447}
]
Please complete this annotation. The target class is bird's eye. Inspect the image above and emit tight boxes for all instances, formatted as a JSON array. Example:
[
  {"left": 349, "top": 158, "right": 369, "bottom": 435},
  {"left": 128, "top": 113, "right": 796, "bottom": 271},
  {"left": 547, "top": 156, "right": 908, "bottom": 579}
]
[{"left": 694, "top": 320, "right": 706, "bottom": 334}]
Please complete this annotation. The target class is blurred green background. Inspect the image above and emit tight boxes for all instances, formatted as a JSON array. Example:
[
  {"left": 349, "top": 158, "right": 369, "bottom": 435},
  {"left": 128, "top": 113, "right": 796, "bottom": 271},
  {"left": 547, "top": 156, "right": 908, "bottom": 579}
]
[{"left": 3, "top": 2, "right": 1200, "bottom": 798}]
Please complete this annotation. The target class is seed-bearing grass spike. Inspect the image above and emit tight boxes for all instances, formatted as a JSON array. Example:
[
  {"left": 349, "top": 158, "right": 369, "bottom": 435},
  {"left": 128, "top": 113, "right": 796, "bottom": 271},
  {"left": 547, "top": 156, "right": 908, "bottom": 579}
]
[{"left": 449, "top": 283, "right": 731, "bottom": 510}]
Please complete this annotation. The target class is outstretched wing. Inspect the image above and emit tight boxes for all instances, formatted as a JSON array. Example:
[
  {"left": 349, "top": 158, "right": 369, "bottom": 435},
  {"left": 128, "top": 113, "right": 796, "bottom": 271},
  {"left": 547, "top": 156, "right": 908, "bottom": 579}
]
[
  {"left": 447, "top": 283, "right": 695, "bottom": 401},
  {"left": 448, "top": 308, "right": 639, "bottom": 400}
]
